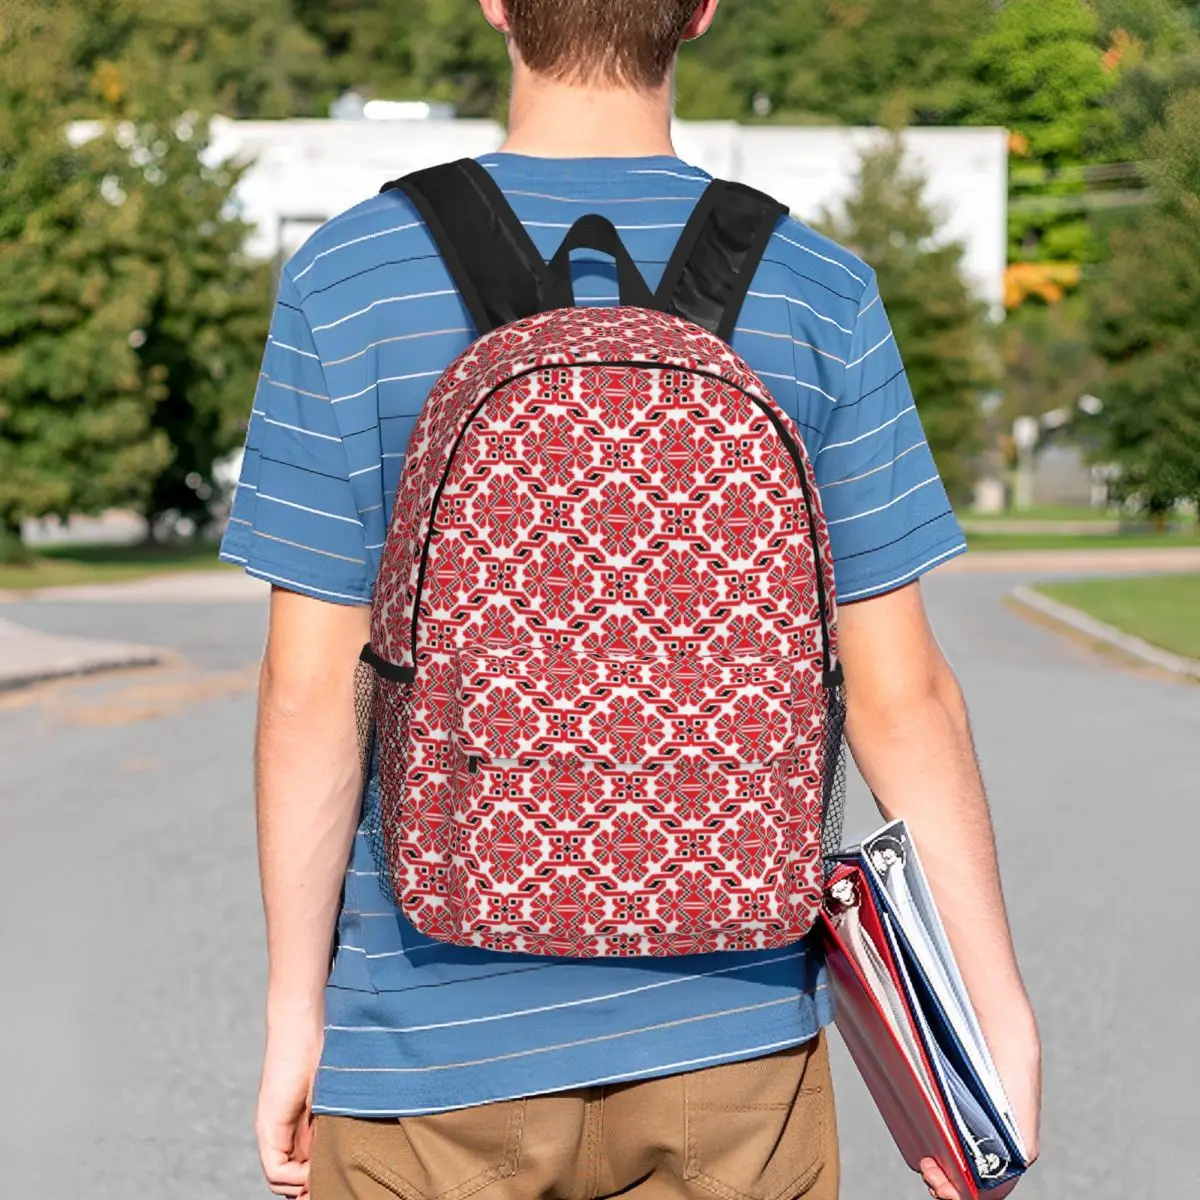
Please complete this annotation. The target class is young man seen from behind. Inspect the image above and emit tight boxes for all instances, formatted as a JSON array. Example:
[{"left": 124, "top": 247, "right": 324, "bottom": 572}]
[{"left": 223, "top": 3, "right": 1041, "bottom": 1198}]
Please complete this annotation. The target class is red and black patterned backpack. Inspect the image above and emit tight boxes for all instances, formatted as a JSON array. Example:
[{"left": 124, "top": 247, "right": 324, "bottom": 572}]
[{"left": 357, "top": 160, "right": 846, "bottom": 957}]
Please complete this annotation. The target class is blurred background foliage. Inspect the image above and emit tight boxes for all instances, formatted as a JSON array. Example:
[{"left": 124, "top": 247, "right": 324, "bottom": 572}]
[
  {"left": 1, "top": 0, "right": 1199, "bottom": 547},
  {"left": 817, "top": 139, "right": 993, "bottom": 507}
]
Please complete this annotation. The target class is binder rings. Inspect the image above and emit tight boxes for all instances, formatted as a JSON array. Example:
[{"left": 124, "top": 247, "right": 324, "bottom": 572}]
[{"left": 821, "top": 821, "right": 1030, "bottom": 1197}]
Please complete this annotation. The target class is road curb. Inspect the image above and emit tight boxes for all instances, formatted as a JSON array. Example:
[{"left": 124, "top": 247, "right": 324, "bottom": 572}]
[
  {"left": 1009, "top": 585, "right": 1200, "bottom": 682},
  {"left": 0, "top": 569, "right": 267, "bottom": 605},
  {"left": 0, "top": 617, "right": 164, "bottom": 692}
]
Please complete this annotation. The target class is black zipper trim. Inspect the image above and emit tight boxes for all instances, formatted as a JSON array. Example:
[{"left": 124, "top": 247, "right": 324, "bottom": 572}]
[
  {"left": 400, "top": 360, "right": 838, "bottom": 685},
  {"left": 360, "top": 642, "right": 416, "bottom": 685},
  {"left": 752, "top": 398, "right": 841, "bottom": 687},
  {"left": 403, "top": 381, "right": 516, "bottom": 674}
]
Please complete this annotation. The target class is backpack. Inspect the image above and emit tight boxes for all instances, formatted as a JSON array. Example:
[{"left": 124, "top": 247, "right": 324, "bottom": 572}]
[{"left": 356, "top": 159, "right": 846, "bottom": 957}]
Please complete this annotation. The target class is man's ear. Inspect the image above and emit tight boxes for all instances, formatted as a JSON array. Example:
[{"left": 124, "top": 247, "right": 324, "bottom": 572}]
[
  {"left": 683, "top": 0, "right": 720, "bottom": 42},
  {"left": 479, "top": 0, "right": 511, "bottom": 34}
]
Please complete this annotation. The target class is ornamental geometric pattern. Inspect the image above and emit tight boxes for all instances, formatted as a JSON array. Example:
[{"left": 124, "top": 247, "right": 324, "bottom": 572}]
[{"left": 368, "top": 307, "right": 841, "bottom": 956}]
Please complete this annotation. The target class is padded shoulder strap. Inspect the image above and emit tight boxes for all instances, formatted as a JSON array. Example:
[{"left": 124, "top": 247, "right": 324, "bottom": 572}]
[
  {"left": 381, "top": 159, "right": 552, "bottom": 336},
  {"left": 655, "top": 181, "right": 788, "bottom": 344}
]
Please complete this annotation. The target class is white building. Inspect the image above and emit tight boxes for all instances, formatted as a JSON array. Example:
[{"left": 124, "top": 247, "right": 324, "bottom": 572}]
[{"left": 208, "top": 118, "right": 1009, "bottom": 307}]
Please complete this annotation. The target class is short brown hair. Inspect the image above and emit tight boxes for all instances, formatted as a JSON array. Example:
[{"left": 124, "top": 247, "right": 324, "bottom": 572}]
[{"left": 506, "top": 0, "right": 701, "bottom": 89}]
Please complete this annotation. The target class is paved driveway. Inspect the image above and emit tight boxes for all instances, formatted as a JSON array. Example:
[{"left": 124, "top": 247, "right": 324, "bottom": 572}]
[{"left": 1, "top": 568, "right": 1197, "bottom": 1198}]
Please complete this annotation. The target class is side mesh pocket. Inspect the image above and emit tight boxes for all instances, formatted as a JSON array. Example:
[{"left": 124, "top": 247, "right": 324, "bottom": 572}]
[
  {"left": 820, "top": 681, "right": 848, "bottom": 863},
  {"left": 354, "top": 656, "right": 378, "bottom": 787},
  {"left": 363, "top": 673, "right": 421, "bottom": 907}
]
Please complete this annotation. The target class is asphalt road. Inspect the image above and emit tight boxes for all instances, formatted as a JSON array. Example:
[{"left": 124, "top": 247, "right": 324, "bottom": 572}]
[{"left": 2, "top": 570, "right": 1197, "bottom": 1198}]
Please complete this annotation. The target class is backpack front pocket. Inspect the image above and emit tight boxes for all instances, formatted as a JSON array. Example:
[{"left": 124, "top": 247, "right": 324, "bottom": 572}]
[{"left": 438, "top": 644, "right": 824, "bottom": 955}]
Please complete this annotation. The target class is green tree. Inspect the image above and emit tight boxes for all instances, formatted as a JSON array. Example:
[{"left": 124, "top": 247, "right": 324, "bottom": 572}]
[
  {"left": 414, "top": 0, "right": 513, "bottom": 117},
  {"left": 0, "top": 5, "right": 168, "bottom": 543},
  {"left": 293, "top": 0, "right": 991, "bottom": 126},
  {"left": 1099, "top": 22, "right": 1200, "bottom": 159},
  {"left": 1096, "top": 0, "right": 1198, "bottom": 50},
  {"left": 74, "top": 0, "right": 328, "bottom": 120},
  {"left": 818, "top": 139, "right": 991, "bottom": 503},
  {"left": 126, "top": 116, "right": 272, "bottom": 528},
  {"left": 681, "top": 0, "right": 990, "bottom": 125},
  {"left": 957, "top": 0, "right": 1118, "bottom": 265},
  {"left": 1089, "top": 89, "right": 1200, "bottom": 515},
  {"left": 297, "top": 0, "right": 509, "bottom": 118},
  {"left": 294, "top": 0, "right": 422, "bottom": 112},
  {"left": 1001, "top": 299, "right": 1105, "bottom": 432},
  {"left": 0, "top": 4, "right": 270, "bottom": 544}
]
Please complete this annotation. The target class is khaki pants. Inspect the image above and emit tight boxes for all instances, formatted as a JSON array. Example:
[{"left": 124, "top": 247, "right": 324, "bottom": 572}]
[{"left": 311, "top": 1034, "right": 838, "bottom": 1200}]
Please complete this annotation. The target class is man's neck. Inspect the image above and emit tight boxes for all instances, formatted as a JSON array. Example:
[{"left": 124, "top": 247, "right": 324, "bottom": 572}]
[{"left": 499, "top": 66, "right": 677, "bottom": 159}]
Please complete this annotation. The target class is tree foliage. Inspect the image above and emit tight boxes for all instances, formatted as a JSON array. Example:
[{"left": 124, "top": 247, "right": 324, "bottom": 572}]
[
  {"left": 953, "top": 0, "right": 1118, "bottom": 265},
  {"left": 414, "top": 0, "right": 514, "bottom": 117},
  {"left": 999, "top": 298, "right": 1105, "bottom": 452},
  {"left": 295, "top": 0, "right": 509, "bottom": 117},
  {"left": 684, "top": 0, "right": 991, "bottom": 126},
  {"left": 0, "top": 5, "right": 166, "bottom": 535},
  {"left": 959, "top": 0, "right": 1116, "bottom": 165},
  {"left": 1089, "top": 88, "right": 1200, "bottom": 514},
  {"left": 4, "top": 0, "right": 1200, "bottom": 536},
  {"left": 75, "top": 0, "right": 327, "bottom": 120},
  {"left": 0, "top": 4, "right": 269, "bottom": 535},
  {"left": 1096, "top": 0, "right": 1198, "bottom": 51},
  {"left": 294, "top": 0, "right": 421, "bottom": 112},
  {"left": 126, "top": 119, "right": 273, "bottom": 526},
  {"left": 296, "top": 0, "right": 992, "bottom": 124},
  {"left": 818, "top": 140, "right": 991, "bottom": 503}
]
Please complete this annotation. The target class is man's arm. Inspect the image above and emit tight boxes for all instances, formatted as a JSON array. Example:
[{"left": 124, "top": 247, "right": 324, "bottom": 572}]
[
  {"left": 255, "top": 589, "right": 371, "bottom": 1198},
  {"left": 838, "top": 581, "right": 1041, "bottom": 1196}
]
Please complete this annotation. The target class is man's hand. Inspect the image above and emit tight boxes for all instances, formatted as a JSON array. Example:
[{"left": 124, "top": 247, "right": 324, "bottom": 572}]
[
  {"left": 916, "top": 1015, "right": 1041, "bottom": 1199},
  {"left": 918, "top": 990, "right": 1040, "bottom": 1200},
  {"left": 838, "top": 582, "right": 1042, "bottom": 1197},
  {"left": 256, "top": 1009, "right": 324, "bottom": 1198},
  {"left": 255, "top": 589, "right": 372, "bottom": 1196},
  {"left": 920, "top": 1157, "right": 960, "bottom": 1200}
]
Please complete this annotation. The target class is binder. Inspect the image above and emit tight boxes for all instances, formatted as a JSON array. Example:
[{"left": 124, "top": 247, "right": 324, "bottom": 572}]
[{"left": 821, "top": 821, "right": 1030, "bottom": 1197}]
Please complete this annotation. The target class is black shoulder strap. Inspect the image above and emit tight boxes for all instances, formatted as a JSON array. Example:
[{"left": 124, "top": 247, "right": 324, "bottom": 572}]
[
  {"left": 382, "top": 163, "right": 784, "bottom": 341},
  {"left": 655, "top": 180, "right": 788, "bottom": 344},
  {"left": 381, "top": 159, "right": 552, "bottom": 336}
]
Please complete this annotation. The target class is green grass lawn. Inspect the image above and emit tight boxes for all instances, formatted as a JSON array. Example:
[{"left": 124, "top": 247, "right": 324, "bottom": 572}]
[
  {"left": 967, "top": 529, "right": 1200, "bottom": 552},
  {"left": 1037, "top": 574, "right": 1200, "bottom": 660},
  {"left": 0, "top": 540, "right": 231, "bottom": 591},
  {"left": 963, "top": 504, "right": 1123, "bottom": 523}
]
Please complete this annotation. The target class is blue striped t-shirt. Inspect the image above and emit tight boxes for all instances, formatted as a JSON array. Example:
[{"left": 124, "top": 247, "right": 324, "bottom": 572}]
[{"left": 221, "top": 153, "right": 966, "bottom": 1118}]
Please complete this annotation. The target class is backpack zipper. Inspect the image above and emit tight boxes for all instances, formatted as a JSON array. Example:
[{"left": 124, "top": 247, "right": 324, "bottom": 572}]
[{"left": 401, "top": 361, "right": 841, "bottom": 688}]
